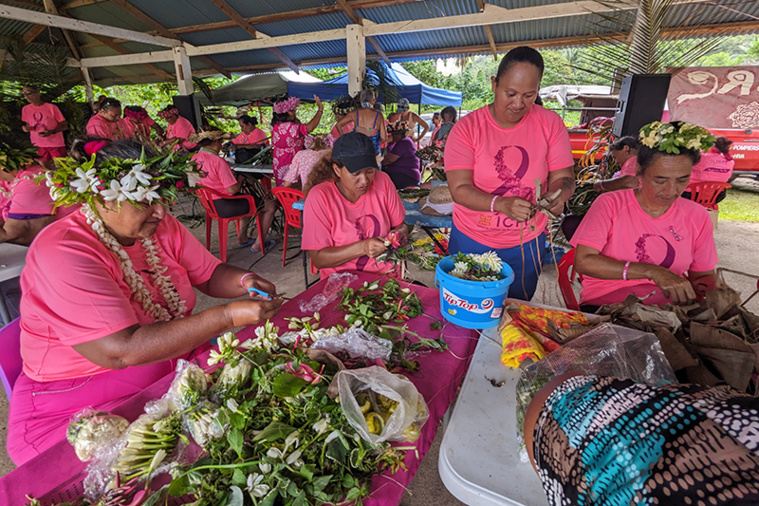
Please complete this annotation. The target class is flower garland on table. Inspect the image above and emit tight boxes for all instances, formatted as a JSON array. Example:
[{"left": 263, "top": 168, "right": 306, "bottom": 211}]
[
  {"left": 638, "top": 121, "right": 715, "bottom": 154},
  {"left": 82, "top": 204, "right": 187, "bottom": 321}
]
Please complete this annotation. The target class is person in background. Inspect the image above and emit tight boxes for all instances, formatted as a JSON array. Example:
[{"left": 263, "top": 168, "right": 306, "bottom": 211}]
[
  {"left": 524, "top": 374, "right": 759, "bottom": 506},
  {"left": 123, "top": 106, "right": 164, "bottom": 144},
  {"left": 329, "top": 96, "right": 357, "bottom": 145},
  {"left": 421, "top": 111, "right": 441, "bottom": 147},
  {"left": 432, "top": 106, "right": 457, "bottom": 147},
  {"left": 159, "top": 105, "right": 196, "bottom": 151},
  {"left": 572, "top": 121, "right": 717, "bottom": 309},
  {"left": 86, "top": 98, "right": 132, "bottom": 141},
  {"left": 8, "top": 138, "right": 282, "bottom": 464},
  {"left": 592, "top": 136, "right": 641, "bottom": 193},
  {"left": 684, "top": 136, "right": 734, "bottom": 203},
  {"left": 190, "top": 126, "right": 276, "bottom": 251},
  {"left": 445, "top": 46, "right": 575, "bottom": 301},
  {"left": 387, "top": 98, "right": 429, "bottom": 145},
  {"left": 334, "top": 89, "right": 387, "bottom": 158},
  {"left": 21, "top": 85, "right": 68, "bottom": 162},
  {"left": 283, "top": 134, "right": 331, "bottom": 189},
  {"left": 271, "top": 95, "right": 323, "bottom": 187},
  {"left": 382, "top": 120, "right": 421, "bottom": 190},
  {"left": 302, "top": 132, "right": 407, "bottom": 280},
  {"left": 234, "top": 115, "right": 269, "bottom": 156},
  {"left": 91, "top": 95, "right": 107, "bottom": 114}
]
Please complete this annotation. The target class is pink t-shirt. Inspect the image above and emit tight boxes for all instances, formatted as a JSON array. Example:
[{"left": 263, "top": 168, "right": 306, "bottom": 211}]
[
  {"left": 302, "top": 171, "right": 405, "bottom": 280},
  {"left": 129, "top": 116, "right": 156, "bottom": 140},
  {"left": 86, "top": 114, "right": 132, "bottom": 140},
  {"left": 0, "top": 181, "right": 10, "bottom": 220},
  {"left": 19, "top": 212, "right": 221, "bottom": 382},
  {"left": 272, "top": 122, "right": 308, "bottom": 186},
  {"left": 7, "top": 166, "right": 53, "bottom": 217},
  {"left": 192, "top": 149, "right": 238, "bottom": 196},
  {"left": 283, "top": 149, "right": 327, "bottom": 186},
  {"left": 690, "top": 151, "right": 734, "bottom": 184},
  {"left": 329, "top": 123, "right": 354, "bottom": 145},
  {"left": 234, "top": 128, "right": 269, "bottom": 147},
  {"left": 615, "top": 157, "right": 638, "bottom": 178},
  {"left": 22, "top": 103, "right": 65, "bottom": 148},
  {"left": 570, "top": 190, "right": 718, "bottom": 305},
  {"left": 167, "top": 116, "right": 197, "bottom": 150},
  {"left": 444, "top": 105, "right": 574, "bottom": 248}
]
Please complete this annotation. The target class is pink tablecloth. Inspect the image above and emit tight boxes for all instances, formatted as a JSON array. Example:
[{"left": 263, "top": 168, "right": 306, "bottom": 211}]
[{"left": 1, "top": 272, "right": 477, "bottom": 505}]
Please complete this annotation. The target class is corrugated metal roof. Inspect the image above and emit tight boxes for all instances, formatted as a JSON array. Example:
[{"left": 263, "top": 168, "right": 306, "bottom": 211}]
[{"left": 1, "top": 0, "right": 757, "bottom": 86}]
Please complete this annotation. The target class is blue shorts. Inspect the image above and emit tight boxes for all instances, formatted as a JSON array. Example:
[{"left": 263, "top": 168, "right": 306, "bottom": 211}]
[{"left": 448, "top": 223, "right": 545, "bottom": 301}]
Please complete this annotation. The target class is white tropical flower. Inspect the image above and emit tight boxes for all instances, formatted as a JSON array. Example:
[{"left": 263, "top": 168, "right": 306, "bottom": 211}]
[
  {"left": 284, "top": 431, "right": 300, "bottom": 451},
  {"left": 100, "top": 179, "right": 129, "bottom": 202},
  {"left": 226, "top": 398, "right": 239, "bottom": 412},
  {"left": 218, "top": 332, "right": 239, "bottom": 353},
  {"left": 313, "top": 417, "right": 329, "bottom": 435},
  {"left": 286, "top": 449, "right": 302, "bottom": 465},
  {"left": 258, "top": 462, "right": 271, "bottom": 474},
  {"left": 130, "top": 164, "right": 152, "bottom": 185},
  {"left": 119, "top": 172, "right": 138, "bottom": 192},
  {"left": 131, "top": 185, "right": 161, "bottom": 203},
  {"left": 246, "top": 473, "right": 270, "bottom": 498},
  {"left": 207, "top": 349, "right": 223, "bottom": 366},
  {"left": 266, "top": 447, "right": 284, "bottom": 459},
  {"left": 70, "top": 167, "right": 98, "bottom": 194}
]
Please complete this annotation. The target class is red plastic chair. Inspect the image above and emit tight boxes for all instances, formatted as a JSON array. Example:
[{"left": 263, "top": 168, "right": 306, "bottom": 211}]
[
  {"left": 271, "top": 187, "right": 306, "bottom": 267},
  {"left": 556, "top": 248, "right": 581, "bottom": 311},
  {"left": 0, "top": 317, "right": 22, "bottom": 400},
  {"left": 195, "top": 188, "right": 265, "bottom": 262},
  {"left": 685, "top": 182, "right": 731, "bottom": 211}
]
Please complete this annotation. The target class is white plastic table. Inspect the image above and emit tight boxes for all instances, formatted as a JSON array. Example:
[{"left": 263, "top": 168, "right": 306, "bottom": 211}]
[
  {"left": 438, "top": 326, "right": 548, "bottom": 506},
  {"left": 0, "top": 243, "right": 28, "bottom": 324},
  {"left": 231, "top": 163, "right": 274, "bottom": 175}
]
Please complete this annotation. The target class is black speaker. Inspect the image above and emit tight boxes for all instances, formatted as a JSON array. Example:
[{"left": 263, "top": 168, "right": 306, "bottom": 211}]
[
  {"left": 612, "top": 74, "right": 671, "bottom": 138},
  {"left": 172, "top": 94, "right": 202, "bottom": 129}
]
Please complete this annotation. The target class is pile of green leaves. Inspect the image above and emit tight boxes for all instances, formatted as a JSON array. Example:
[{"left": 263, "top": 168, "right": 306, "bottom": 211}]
[
  {"left": 0, "top": 138, "right": 38, "bottom": 172},
  {"left": 339, "top": 279, "right": 423, "bottom": 335}
]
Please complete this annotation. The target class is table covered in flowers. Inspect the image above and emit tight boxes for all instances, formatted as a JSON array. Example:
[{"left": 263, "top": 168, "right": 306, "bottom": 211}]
[{"left": 0, "top": 272, "right": 477, "bottom": 505}]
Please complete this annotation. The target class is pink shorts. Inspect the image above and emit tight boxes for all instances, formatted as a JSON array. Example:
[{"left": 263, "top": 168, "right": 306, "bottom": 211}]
[{"left": 36, "top": 146, "right": 67, "bottom": 162}]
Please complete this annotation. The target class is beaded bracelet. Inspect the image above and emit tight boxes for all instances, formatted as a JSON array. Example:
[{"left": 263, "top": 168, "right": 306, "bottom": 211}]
[
  {"left": 490, "top": 195, "right": 498, "bottom": 214},
  {"left": 622, "top": 261, "right": 631, "bottom": 281},
  {"left": 240, "top": 272, "right": 255, "bottom": 288}
]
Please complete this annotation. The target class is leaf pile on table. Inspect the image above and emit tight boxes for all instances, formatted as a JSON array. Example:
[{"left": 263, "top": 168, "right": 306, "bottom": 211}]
[{"left": 35, "top": 279, "right": 448, "bottom": 506}]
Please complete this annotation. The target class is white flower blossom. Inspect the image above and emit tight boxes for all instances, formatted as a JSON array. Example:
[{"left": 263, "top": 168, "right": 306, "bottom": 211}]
[
  {"left": 313, "top": 417, "right": 329, "bottom": 435},
  {"left": 325, "top": 430, "right": 340, "bottom": 444},
  {"left": 266, "top": 447, "right": 284, "bottom": 459},
  {"left": 285, "top": 449, "right": 302, "bottom": 465},
  {"left": 100, "top": 179, "right": 129, "bottom": 202},
  {"left": 131, "top": 185, "right": 161, "bottom": 203},
  {"left": 130, "top": 164, "right": 153, "bottom": 185},
  {"left": 207, "top": 349, "right": 223, "bottom": 366},
  {"left": 70, "top": 167, "right": 99, "bottom": 194},
  {"left": 218, "top": 332, "right": 239, "bottom": 353},
  {"left": 246, "top": 473, "right": 270, "bottom": 498},
  {"left": 226, "top": 398, "right": 239, "bottom": 412},
  {"left": 284, "top": 431, "right": 300, "bottom": 451},
  {"left": 258, "top": 462, "right": 271, "bottom": 474}
]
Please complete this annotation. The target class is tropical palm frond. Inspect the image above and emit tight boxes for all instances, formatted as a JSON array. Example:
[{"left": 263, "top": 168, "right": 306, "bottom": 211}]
[
  {"left": 193, "top": 77, "right": 215, "bottom": 105},
  {"left": 0, "top": 40, "right": 79, "bottom": 99},
  {"left": 365, "top": 60, "right": 398, "bottom": 105}
]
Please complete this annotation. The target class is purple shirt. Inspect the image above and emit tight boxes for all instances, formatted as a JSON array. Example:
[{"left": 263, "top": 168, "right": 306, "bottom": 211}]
[{"left": 383, "top": 137, "right": 421, "bottom": 189}]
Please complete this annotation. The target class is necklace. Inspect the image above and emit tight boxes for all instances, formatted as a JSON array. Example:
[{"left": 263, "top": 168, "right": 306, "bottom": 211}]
[{"left": 82, "top": 205, "right": 187, "bottom": 321}]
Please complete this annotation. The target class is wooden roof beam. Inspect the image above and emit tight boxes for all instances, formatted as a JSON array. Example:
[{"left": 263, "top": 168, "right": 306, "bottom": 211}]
[
  {"left": 42, "top": 0, "right": 81, "bottom": 59},
  {"left": 334, "top": 0, "right": 390, "bottom": 65},
  {"left": 475, "top": 0, "right": 498, "bottom": 60},
  {"left": 88, "top": 33, "right": 173, "bottom": 81},
  {"left": 22, "top": 24, "right": 47, "bottom": 43},
  {"left": 207, "top": 0, "right": 299, "bottom": 73}
]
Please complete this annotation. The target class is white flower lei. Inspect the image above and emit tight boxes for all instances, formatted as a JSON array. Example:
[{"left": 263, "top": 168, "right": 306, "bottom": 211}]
[
  {"left": 0, "top": 173, "right": 36, "bottom": 199},
  {"left": 82, "top": 205, "right": 188, "bottom": 321}
]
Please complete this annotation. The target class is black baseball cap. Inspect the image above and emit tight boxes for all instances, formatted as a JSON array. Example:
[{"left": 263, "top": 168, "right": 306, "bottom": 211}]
[{"left": 332, "top": 132, "right": 379, "bottom": 174}]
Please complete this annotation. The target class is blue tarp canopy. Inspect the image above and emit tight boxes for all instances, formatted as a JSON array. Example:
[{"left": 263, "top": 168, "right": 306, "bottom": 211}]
[{"left": 286, "top": 62, "right": 462, "bottom": 107}]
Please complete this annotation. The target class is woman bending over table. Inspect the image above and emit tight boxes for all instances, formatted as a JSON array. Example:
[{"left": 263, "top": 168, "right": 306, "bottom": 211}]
[
  {"left": 444, "top": 46, "right": 575, "bottom": 300},
  {"left": 524, "top": 374, "right": 759, "bottom": 505},
  {"left": 571, "top": 121, "right": 718, "bottom": 308},
  {"left": 8, "top": 139, "right": 282, "bottom": 465},
  {"left": 86, "top": 98, "right": 132, "bottom": 141},
  {"left": 302, "top": 132, "right": 407, "bottom": 280}
]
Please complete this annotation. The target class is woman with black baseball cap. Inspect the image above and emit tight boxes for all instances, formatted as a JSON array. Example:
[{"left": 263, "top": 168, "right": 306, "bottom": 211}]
[{"left": 302, "top": 132, "right": 408, "bottom": 280}]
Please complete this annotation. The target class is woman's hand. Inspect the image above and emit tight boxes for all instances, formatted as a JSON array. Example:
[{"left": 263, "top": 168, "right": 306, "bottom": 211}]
[
  {"left": 226, "top": 298, "right": 284, "bottom": 327},
  {"left": 314, "top": 95, "right": 323, "bottom": 110},
  {"left": 495, "top": 196, "right": 536, "bottom": 223},
  {"left": 362, "top": 237, "right": 388, "bottom": 258},
  {"left": 649, "top": 266, "right": 697, "bottom": 305},
  {"left": 617, "top": 175, "right": 640, "bottom": 189},
  {"left": 241, "top": 272, "right": 277, "bottom": 299}
]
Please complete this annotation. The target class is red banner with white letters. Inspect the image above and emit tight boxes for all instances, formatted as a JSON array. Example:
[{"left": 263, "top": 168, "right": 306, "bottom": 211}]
[{"left": 668, "top": 66, "right": 759, "bottom": 129}]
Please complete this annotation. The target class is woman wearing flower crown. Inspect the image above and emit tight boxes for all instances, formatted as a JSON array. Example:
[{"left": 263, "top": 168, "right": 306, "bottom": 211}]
[
  {"left": 123, "top": 105, "right": 165, "bottom": 144},
  {"left": 571, "top": 121, "right": 719, "bottom": 309},
  {"left": 387, "top": 98, "right": 429, "bottom": 146},
  {"left": 271, "top": 95, "right": 324, "bottom": 186},
  {"left": 382, "top": 120, "right": 421, "bottom": 190},
  {"left": 7, "top": 139, "right": 283, "bottom": 464}
]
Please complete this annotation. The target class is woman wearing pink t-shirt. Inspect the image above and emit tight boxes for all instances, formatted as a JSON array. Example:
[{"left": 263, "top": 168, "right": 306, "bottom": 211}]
[
  {"left": 444, "top": 47, "right": 575, "bottom": 300},
  {"left": 302, "top": 132, "right": 407, "bottom": 280},
  {"left": 160, "top": 105, "right": 197, "bottom": 151},
  {"left": 572, "top": 121, "right": 718, "bottom": 309},
  {"left": 7, "top": 139, "right": 282, "bottom": 465},
  {"left": 684, "top": 136, "right": 734, "bottom": 204},
  {"left": 86, "top": 98, "right": 133, "bottom": 141},
  {"left": 21, "top": 85, "right": 68, "bottom": 162},
  {"left": 271, "top": 95, "right": 324, "bottom": 186},
  {"left": 124, "top": 105, "right": 164, "bottom": 143}
]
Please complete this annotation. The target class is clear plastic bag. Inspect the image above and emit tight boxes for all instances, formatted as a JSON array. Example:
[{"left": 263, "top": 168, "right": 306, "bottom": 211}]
[
  {"left": 299, "top": 272, "right": 358, "bottom": 313},
  {"left": 335, "top": 366, "right": 429, "bottom": 444},
  {"left": 67, "top": 408, "right": 130, "bottom": 462},
  {"left": 311, "top": 326, "right": 393, "bottom": 361},
  {"left": 515, "top": 323, "right": 677, "bottom": 442}
]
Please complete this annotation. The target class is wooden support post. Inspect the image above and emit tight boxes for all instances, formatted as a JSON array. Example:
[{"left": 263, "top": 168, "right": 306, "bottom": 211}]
[
  {"left": 82, "top": 65, "right": 94, "bottom": 106},
  {"left": 173, "top": 46, "right": 193, "bottom": 96},
  {"left": 346, "top": 24, "right": 365, "bottom": 97}
]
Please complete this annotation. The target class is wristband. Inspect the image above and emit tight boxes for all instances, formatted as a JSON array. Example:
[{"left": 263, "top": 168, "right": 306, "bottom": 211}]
[
  {"left": 490, "top": 195, "right": 498, "bottom": 214},
  {"left": 240, "top": 272, "right": 255, "bottom": 288},
  {"left": 597, "top": 181, "right": 607, "bottom": 192},
  {"left": 622, "top": 261, "right": 631, "bottom": 281}
]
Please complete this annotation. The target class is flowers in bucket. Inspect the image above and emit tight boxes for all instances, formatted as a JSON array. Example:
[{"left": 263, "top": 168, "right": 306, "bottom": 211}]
[{"left": 449, "top": 251, "right": 505, "bottom": 281}]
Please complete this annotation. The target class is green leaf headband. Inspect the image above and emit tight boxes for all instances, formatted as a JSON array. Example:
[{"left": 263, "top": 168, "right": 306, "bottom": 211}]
[
  {"left": 45, "top": 148, "right": 202, "bottom": 208},
  {"left": 638, "top": 121, "right": 716, "bottom": 155}
]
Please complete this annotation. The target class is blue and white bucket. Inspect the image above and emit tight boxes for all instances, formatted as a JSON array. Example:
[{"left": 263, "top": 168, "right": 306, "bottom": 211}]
[{"left": 434, "top": 256, "right": 515, "bottom": 329}]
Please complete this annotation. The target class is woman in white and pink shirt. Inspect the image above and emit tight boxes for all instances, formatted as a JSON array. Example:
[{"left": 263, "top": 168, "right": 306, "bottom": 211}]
[
  {"left": 572, "top": 121, "right": 718, "bottom": 309},
  {"left": 444, "top": 46, "right": 575, "bottom": 300}
]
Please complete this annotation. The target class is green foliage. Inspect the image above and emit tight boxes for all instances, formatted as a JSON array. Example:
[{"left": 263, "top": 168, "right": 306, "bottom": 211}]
[{"left": 719, "top": 190, "right": 759, "bottom": 223}]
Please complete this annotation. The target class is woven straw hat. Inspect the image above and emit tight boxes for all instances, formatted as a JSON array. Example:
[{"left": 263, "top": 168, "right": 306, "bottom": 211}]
[
  {"left": 188, "top": 130, "right": 234, "bottom": 143},
  {"left": 419, "top": 184, "right": 454, "bottom": 216}
]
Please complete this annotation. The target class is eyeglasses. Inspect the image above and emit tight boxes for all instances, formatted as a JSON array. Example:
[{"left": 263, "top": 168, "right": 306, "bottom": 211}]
[{"left": 22, "top": 91, "right": 38, "bottom": 95}]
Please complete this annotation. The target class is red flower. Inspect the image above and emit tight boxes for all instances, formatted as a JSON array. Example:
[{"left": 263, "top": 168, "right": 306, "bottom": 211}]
[{"left": 176, "top": 181, "right": 185, "bottom": 189}]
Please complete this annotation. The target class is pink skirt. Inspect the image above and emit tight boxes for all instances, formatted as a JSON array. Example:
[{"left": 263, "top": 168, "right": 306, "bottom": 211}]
[{"left": 7, "top": 361, "right": 176, "bottom": 466}]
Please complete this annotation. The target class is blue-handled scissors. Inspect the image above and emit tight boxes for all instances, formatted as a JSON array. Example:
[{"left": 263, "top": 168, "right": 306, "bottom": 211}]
[{"left": 247, "top": 287, "right": 271, "bottom": 299}]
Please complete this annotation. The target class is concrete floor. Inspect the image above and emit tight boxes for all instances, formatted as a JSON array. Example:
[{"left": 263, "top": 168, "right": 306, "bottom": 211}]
[{"left": 3, "top": 184, "right": 759, "bottom": 504}]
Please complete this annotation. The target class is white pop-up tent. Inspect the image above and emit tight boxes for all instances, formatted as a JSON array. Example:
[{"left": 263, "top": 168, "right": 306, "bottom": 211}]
[{"left": 198, "top": 71, "right": 322, "bottom": 107}]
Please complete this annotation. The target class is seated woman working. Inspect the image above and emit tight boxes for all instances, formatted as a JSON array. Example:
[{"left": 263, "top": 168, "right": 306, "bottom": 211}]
[
  {"left": 571, "top": 121, "right": 718, "bottom": 308},
  {"left": 190, "top": 126, "right": 277, "bottom": 251},
  {"left": 593, "top": 136, "right": 641, "bottom": 193},
  {"left": 684, "top": 135, "right": 734, "bottom": 203},
  {"left": 8, "top": 139, "right": 283, "bottom": 465},
  {"left": 382, "top": 120, "right": 422, "bottom": 190},
  {"left": 524, "top": 374, "right": 759, "bottom": 505},
  {"left": 302, "top": 132, "right": 408, "bottom": 280}
]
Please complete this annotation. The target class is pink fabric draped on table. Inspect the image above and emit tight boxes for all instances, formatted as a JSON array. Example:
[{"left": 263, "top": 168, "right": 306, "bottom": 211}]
[{"left": 0, "top": 272, "right": 476, "bottom": 505}]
